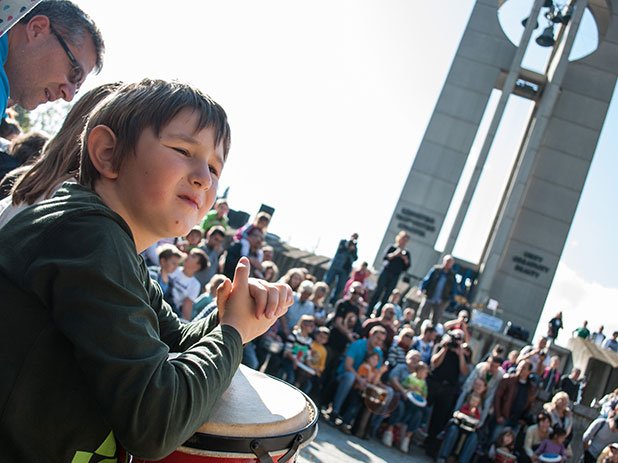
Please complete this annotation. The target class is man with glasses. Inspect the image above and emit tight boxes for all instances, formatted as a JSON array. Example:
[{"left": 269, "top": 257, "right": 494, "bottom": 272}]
[{"left": 1, "top": 0, "right": 104, "bottom": 117}]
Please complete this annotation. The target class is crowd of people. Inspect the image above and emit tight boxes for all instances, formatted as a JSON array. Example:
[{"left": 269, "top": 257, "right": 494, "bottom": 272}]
[{"left": 0, "top": 2, "right": 616, "bottom": 462}]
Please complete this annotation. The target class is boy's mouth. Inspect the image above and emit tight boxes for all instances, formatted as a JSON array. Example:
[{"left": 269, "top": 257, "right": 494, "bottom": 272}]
[{"left": 178, "top": 194, "right": 200, "bottom": 209}]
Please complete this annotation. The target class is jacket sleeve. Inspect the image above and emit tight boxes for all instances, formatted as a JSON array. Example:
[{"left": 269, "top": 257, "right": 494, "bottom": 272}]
[{"left": 29, "top": 217, "right": 243, "bottom": 460}]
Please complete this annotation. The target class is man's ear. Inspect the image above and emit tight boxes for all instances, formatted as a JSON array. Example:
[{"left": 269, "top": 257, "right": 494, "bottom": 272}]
[
  {"left": 25, "top": 15, "right": 51, "bottom": 41},
  {"left": 87, "top": 125, "right": 118, "bottom": 180}
]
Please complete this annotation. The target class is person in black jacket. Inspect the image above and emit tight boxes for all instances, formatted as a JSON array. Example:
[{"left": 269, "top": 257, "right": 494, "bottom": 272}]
[{"left": 418, "top": 254, "right": 456, "bottom": 325}]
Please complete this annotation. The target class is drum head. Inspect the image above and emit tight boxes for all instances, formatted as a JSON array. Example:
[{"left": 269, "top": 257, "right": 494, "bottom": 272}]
[
  {"left": 187, "top": 365, "right": 318, "bottom": 454},
  {"left": 406, "top": 391, "right": 427, "bottom": 407}
]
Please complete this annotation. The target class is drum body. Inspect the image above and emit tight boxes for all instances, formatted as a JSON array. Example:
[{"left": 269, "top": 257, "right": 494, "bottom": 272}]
[
  {"left": 494, "top": 448, "right": 517, "bottom": 463},
  {"left": 539, "top": 453, "right": 562, "bottom": 463},
  {"left": 452, "top": 411, "right": 479, "bottom": 433},
  {"left": 135, "top": 365, "right": 318, "bottom": 463}
]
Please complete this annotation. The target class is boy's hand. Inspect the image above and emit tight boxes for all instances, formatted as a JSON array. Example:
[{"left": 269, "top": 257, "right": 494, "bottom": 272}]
[{"left": 218, "top": 257, "right": 292, "bottom": 344}]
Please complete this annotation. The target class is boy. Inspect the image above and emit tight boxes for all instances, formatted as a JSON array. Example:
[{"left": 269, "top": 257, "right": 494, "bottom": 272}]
[
  {"left": 0, "top": 79, "right": 292, "bottom": 461},
  {"left": 148, "top": 243, "right": 183, "bottom": 308},
  {"left": 170, "top": 247, "right": 208, "bottom": 320}
]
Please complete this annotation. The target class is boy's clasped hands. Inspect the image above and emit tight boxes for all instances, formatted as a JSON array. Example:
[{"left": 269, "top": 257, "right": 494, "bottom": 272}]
[{"left": 217, "top": 256, "right": 293, "bottom": 344}]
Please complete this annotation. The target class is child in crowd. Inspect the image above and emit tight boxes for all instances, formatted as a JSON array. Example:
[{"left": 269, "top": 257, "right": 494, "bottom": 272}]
[
  {"left": 534, "top": 427, "right": 568, "bottom": 463},
  {"left": 398, "top": 362, "right": 430, "bottom": 452},
  {"left": 192, "top": 274, "right": 228, "bottom": 320},
  {"left": 457, "top": 392, "right": 482, "bottom": 421},
  {"left": 178, "top": 226, "right": 203, "bottom": 253},
  {"left": 502, "top": 350, "right": 520, "bottom": 373},
  {"left": 148, "top": 244, "right": 183, "bottom": 308},
  {"left": 0, "top": 79, "right": 293, "bottom": 461},
  {"left": 170, "top": 248, "right": 209, "bottom": 320},
  {"left": 200, "top": 198, "right": 229, "bottom": 233},
  {"left": 489, "top": 428, "right": 517, "bottom": 463},
  {"left": 299, "top": 327, "right": 329, "bottom": 396},
  {"left": 280, "top": 315, "right": 316, "bottom": 385}
]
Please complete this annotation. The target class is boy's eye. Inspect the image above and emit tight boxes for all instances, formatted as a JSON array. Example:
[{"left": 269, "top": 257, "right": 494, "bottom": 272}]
[
  {"left": 173, "top": 147, "right": 190, "bottom": 156},
  {"left": 209, "top": 165, "right": 220, "bottom": 178}
]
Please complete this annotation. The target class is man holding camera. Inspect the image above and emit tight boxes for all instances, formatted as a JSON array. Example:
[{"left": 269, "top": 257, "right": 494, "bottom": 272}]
[
  {"left": 418, "top": 255, "right": 456, "bottom": 326},
  {"left": 425, "top": 329, "right": 469, "bottom": 456}
]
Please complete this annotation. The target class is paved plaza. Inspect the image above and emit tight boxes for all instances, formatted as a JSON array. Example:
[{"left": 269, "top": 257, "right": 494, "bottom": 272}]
[{"left": 297, "top": 418, "right": 432, "bottom": 463}]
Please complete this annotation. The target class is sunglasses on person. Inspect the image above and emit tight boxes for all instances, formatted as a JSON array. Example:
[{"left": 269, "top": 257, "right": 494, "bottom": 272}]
[{"left": 50, "top": 26, "right": 84, "bottom": 90}]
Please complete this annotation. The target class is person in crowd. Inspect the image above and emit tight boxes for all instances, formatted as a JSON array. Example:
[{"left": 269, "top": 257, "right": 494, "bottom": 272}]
[
  {"left": 200, "top": 198, "right": 229, "bottom": 232},
  {"left": 488, "top": 428, "right": 516, "bottom": 462},
  {"left": 299, "top": 326, "right": 329, "bottom": 396},
  {"left": 148, "top": 244, "right": 183, "bottom": 309},
  {"left": 343, "top": 260, "right": 370, "bottom": 298},
  {"left": 373, "top": 289, "right": 403, "bottom": 321},
  {"left": 340, "top": 350, "right": 388, "bottom": 434},
  {"left": 535, "top": 427, "right": 568, "bottom": 463},
  {"left": 547, "top": 311, "right": 563, "bottom": 344},
  {"left": 310, "top": 281, "right": 329, "bottom": 325},
  {"left": 417, "top": 254, "right": 456, "bottom": 325},
  {"left": 444, "top": 308, "right": 471, "bottom": 343},
  {"left": 597, "top": 443, "right": 618, "bottom": 463},
  {"left": 323, "top": 233, "right": 358, "bottom": 305},
  {"left": 491, "top": 360, "right": 538, "bottom": 440},
  {"left": 361, "top": 303, "right": 397, "bottom": 353},
  {"left": 482, "top": 343, "right": 506, "bottom": 363},
  {"left": 574, "top": 320, "right": 591, "bottom": 339},
  {"left": 521, "top": 411, "right": 552, "bottom": 463},
  {"left": 261, "top": 245, "right": 274, "bottom": 263},
  {"left": 592, "top": 326, "right": 607, "bottom": 346},
  {"left": 382, "top": 361, "right": 430, "bottom": 452},
  {"left": 328, "top": 326, "right": 386, "bottom": 425},
  {"left": 424, "top": 329, "right": 469, "bottom": 456},
  {"left": 412, "top": 322, "right": 437, "bottom": 366},
  {"left": 368, "top": 230, "right": 411, "bottom": 314},
  {"left": 541, "top": 355, "right": 562, "bottom": 396},
  {"left": 282, "top": 280, "right": 315, "bottom": 335},
  {"left": 0, "top": 82, "right": 121, "bottom": 230},
  {"left": 192, "top": 274, "right": 227, "bottom": 320},
  {"left": 400, "top": 307, "right": 418, "bottom": 331},
  {"left": 1, "top": 1, "right": 104, "bottom": 117},
  {"left": 279, "top": 268, "right": 305, "bottom": 292},
  {"left": 543, "top": 392, "right": 573, "bottom": 443},
  {"left": 279, "top": 315, "right": 315, "bottom": 385},
  {"left": 177, "top": 226, "right": 203, "bottom": 253},
  {"left": 603, "top": 331, "right": 618, "bottom": 352},
  {"left": 0, "top": 79, "right": 295, "bottom": 461},
  {"left": 0, "top": 130, "right": 49, "bottom": 198},
  {"left": 233, "top": 211, "right": 271, "bottom": 242},
  {"left": 598, "top": 389, "right": 618, "bottom": 418},
  {"left": 222, "top": 226, "right": 263, "bottom": 280},
  {"left": 502, "top": 350, "right": 520, "bottom": 373},
  {"left": 261, "top": 260, "right": 279, "bottom": 283},
  {"left": 457, "top": 355, "right": 504, "bottom": 424},
  {"left": 560, "top": 368, "right": 582, "bottom": 403},
  {"left": 582, "top": 412, "right": 618, "bottom": 463},
  {"left": 170, "top": 248, "right": 208, "bottom": 321},
  {"left": 387, "top": 328, "right": 416, "bottom": 369},
  {"left": 194, "top": 225, "right": 225, "bottom": 288},
  {"left": 518, "top": 336, "right": 550, "bottom": 373}
]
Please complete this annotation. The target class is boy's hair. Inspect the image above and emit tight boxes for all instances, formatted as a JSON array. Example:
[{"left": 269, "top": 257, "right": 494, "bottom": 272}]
[
  {"left": 317, "top": 326, "right": 330, "bottom": 335},
  {"left": 365, "top": 351, "right": 379, "bottom": 361},
  {"left": 21, "top": 0, "right": 105, "bottom": 72},
  {"left": 550, "top": 426, "right": 567, "bottom": 439},
  {"left": 255, "top": 212, "right": 271, "bottom": 224},
  {"left": 158, "top": 244, "right": 183, "bottom": 261},
  {"left": 187, "top": 227, "right": 203, "bottom": 238},
  {"left": 189, "top": 248, "right": 209, "bottom": 272},
  {"left": 415, "top": 361, "right": 429, "bottom": 372},
  {"left": 0, "top": 118, "right": 21, "bottom": 139},
  {"left": 79, "top": 79, "right": 231, "bottom": 190},
  {"left": 215, "top": 198, "right": 228, "bottom": 208}
]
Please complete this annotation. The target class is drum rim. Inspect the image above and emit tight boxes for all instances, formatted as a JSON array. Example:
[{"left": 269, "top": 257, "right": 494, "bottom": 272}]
[{"left": 183, "top": 375, "right": 319, "bottom": 454}]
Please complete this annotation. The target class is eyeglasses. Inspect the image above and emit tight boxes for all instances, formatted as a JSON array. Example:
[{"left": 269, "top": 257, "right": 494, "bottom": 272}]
[{"left": 50, "top": 26, "right": 84, "bottom": 90}]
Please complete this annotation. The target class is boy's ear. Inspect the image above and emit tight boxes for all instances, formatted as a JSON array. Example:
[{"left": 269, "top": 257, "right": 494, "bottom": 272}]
[{"left": 87, "top": 125, "right": 118, "bottom": 180}]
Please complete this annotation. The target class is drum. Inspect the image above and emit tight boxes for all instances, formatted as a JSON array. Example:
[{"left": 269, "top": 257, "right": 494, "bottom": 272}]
[
  {"left": 406, "top": 391, "right": 427, "bottom": 407},
  {"left": 362, "top": 384, "right": 398, "bottom": 416},
  {"left": 539, "top": 453, "right": 562, "bottom": 463},
  {"left": 452, "top": 411, "right": 479, "bottom": 433},
  {"left": 261, "top": 337, "right": 284, "bottom": 354},
  {"left": 494, "top": 448, "right": 517, "bottom": 463},
  {"left": 135, "top": 365, "right": 318, "bottom": 462}
]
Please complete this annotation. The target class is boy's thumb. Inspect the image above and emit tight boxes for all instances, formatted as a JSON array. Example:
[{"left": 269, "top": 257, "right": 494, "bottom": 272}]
[{"left": 232, "top": 256, "right": 250, "bottom": 288}]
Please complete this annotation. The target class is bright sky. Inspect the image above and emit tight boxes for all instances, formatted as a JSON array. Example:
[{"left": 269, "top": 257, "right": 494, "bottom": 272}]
[{"left": 61, "top": 0, "right": 616, "bottom": 345}]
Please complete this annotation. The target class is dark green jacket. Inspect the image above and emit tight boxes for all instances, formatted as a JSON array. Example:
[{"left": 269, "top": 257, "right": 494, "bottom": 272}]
[{"left": 0, "top": 183, "right": 243, "bottom": 462}]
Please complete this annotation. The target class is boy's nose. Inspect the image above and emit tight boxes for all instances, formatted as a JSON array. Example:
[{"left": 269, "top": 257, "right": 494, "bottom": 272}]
[{"left": 190, "top": 162, "right": 213, "bottom": 190}]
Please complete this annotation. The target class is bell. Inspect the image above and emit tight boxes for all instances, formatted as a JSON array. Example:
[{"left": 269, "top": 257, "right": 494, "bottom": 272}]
[
  {"left": 561, "top": 5, "right": 573, "bottom": 24},
  {"left": 543, "top": 0, "right": 553, "bottom": 7},
  {"left": 521, "top": 16, "right": 539, "bottom": 29},
  {"left": 536, "top": 25, "right": 556, "bottom": 47},
  {"left": 551, "top": 11, "right": 564, "bottom": 23}
]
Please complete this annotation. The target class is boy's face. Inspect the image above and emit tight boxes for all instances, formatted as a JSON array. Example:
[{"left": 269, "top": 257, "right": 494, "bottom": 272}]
[
  {"left": 183, "top": 254, "right": 201, "bottom": 274},
  {"left": 187, "top": 230, "right": 202, "bottom": 245},
  {"left": 111, "top": 109, "right": 225, "bottom": 246},
  {"left": 160, "top": 255, "right": 180, "bottom": 274}
]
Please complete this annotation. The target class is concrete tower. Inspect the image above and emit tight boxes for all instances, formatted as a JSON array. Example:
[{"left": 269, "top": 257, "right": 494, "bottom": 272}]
[{"left": 377, "top": 0, "right": 618, "bottom": 335}]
